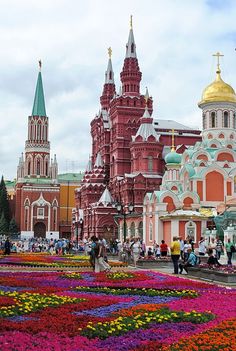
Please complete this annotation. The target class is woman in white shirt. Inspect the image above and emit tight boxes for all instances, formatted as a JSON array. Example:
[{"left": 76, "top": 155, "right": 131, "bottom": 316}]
[
  {"left": 198, "top": 237, "right": 206, "bottom": 256},
  {"left": 131, "top": 238, "right": 141, "bottom": 268}
]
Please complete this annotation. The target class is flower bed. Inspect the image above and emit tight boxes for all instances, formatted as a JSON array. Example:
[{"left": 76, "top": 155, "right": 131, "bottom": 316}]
[
  {"left": 0, "top": 253, "right": 127, "bottom": 269},
  {"left": 0, "top": 267, "right": 235, "bottom": 350}
]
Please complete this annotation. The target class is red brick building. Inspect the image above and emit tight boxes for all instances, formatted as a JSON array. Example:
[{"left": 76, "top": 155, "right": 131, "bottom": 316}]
[
  {"left": 74, "top": 19, "right": 201, "bottom": 241},
  {"left": 15, "top": 65, "right": 60, "bottom": 239}
]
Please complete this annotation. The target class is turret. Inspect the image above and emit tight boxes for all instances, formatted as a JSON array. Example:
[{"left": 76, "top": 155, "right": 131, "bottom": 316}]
[
  {"left": 100, "top": 47, "right": 116, "bottom": 109},
  {"left": 130, "top": 92, "right": 163, "bottom": 174},
  {"left": 24, "top": 61, "right": 51, "bottom": 178},
  {"left": 198, "top": 52, "right": 236, "bottom": 142},
  {"left": 120, "top": 16, "right": 142, "bottom": 97}
]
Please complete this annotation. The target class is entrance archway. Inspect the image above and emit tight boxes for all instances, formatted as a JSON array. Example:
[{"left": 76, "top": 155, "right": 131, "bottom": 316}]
[{"left": 34, "top": 222, "right": 46, "bottom": 238}]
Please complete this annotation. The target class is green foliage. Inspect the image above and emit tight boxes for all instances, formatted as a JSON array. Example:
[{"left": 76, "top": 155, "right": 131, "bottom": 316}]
[
  {"left": 0, "top": 175, "right": 11, "bottom": 227},
  {"left": 9, "top": 218, "right": 18, "bottom": 234},
  {"left": 0, "top": 212, "right": 9, "bottom": 234}
]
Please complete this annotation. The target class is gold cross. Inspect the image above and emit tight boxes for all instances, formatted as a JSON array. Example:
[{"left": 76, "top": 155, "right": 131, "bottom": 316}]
[
  {"left": 108, "top": 47, "right": 112, "bottom": 58},
  {"left": 130, "top": 15, "right": 133, "bottom": 29},
  {"left": 212, "top": 52, "right": 224, "bottom": 70}
]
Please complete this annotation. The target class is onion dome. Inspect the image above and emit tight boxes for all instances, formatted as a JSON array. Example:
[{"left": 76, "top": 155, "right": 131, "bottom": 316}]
[
  {"left": 165, "top": 150, "right": 182, "bottom": 164},
  {"left": 199, "top": 61, "right": 236, "bottom": 105}
]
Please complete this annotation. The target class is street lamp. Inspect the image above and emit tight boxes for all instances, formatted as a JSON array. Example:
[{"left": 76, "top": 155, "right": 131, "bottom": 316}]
[
  {"left": 76, "top": 218, "right": 83, "bottom": 249},
  {"left": 116, "top": 203, "right": 134, "bottom": 242}
]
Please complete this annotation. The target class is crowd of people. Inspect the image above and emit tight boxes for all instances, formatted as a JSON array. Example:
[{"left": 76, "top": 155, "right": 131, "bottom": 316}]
[
  {"left": 1, "top": 234, "right": 235, "bottom": 274},
  {"left": 169, "top": 235, "right": 236, "bottom": 275}
]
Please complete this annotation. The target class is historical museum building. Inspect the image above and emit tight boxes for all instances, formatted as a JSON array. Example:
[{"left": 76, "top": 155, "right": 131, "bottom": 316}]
[
  {"left": 144, "top": 54, "right": 236, "bottom": 246},
  {"left": 74, "top": 19, "right": 201, "bottom": 241},
  {"left": 14, "top": 65, "right": 83, "bottom": 239}
]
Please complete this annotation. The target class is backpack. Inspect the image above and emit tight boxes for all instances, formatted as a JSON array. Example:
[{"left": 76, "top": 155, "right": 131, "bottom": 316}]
[{"left": 230, "top": 245, "right": 236, "bottom": 253}]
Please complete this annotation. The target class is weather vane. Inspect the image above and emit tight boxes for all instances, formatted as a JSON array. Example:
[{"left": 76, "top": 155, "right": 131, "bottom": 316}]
[{"left": 108, "top": 47, "right": 112, "bottom": 59}]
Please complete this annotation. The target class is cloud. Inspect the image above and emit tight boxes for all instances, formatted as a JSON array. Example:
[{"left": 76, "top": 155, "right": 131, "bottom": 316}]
[{"left": 1, "top": 0, "right": 236, "bottom": 179}]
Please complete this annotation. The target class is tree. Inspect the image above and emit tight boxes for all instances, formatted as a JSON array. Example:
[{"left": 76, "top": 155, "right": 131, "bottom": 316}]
[
  {"left": 0, "top": 212, "right": 9, "bottom": 235},
  {"left": 0, "top": 175, "right": 10, "bottom": 229},
  {"left": 9, "top": 218, "right": 18, "bottom": 235}
]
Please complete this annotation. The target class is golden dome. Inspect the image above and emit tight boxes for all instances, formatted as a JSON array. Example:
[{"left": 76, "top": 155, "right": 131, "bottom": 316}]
[{"left": 199, "top": 68, "right": 236, "bottom": 105}]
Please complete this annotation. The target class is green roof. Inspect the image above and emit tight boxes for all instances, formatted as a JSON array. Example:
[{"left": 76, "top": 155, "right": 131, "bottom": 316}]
[
  {"left": 32, "top": 71, "right": 46, "bottom": 116},
  {"left": 57, "top": 173, "right": 84, "bottom": 182},
  {"left": 5, "top": 180, "right": 16, "bottom": 187},
  {"left": 20, "top": 178, "right": 56, "bottom": 185}
]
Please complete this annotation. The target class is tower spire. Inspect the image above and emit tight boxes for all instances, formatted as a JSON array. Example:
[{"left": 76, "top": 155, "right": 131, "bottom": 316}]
[
  {"left": 126, "top": 15, "right": 137, "bottom": 58},
  {"left": 32, "top": 61, "right": 46, "bottom": 116},
  {"left": 100, "top": 48, "right": 116, "bottom": 109},
  {"left": 121, "top": 16, "right": 142, "bottom": 97},
  {"left": 105, "top": 47, "right": 114, "bottom": 84}
]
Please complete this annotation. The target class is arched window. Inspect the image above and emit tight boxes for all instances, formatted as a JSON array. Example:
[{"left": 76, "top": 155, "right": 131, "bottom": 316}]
[
  {"left": 202, "top": 113, "right": 206, "bottom": 129},
  {"left": 130, "top": 222, "right": 135, "bottom": 237},
  {"left": 109, "top": 71, "right": 112, "bottom": 80},
  {"left": 148, "top": 156, "right": 153, "bottom": 172},
  {"left": 211, "top": 112, "right": 216, "bottom": 128},
  {"left": 131, "top": 43, "right": 134, "bottom": 53},
  {"left": 45, "top": 162, "right": 48, "bottom": 176},
  {"left": 224, "top": 111, "right": 228, "bottom": 127},
  {"left": 233, "top": 113, "right": 236, "bottom": 129},
  {"left": 149, "top": 222, "right": 153, "bottom": 241},
  {"left": 28, "top": 162, "right": 31, "bottom": 175},
  {"left": 138, "top": 221, "right": 143, "bottom": 240},
  {"left": 37, "top": 160, "right": 40, "bottom": 175}
]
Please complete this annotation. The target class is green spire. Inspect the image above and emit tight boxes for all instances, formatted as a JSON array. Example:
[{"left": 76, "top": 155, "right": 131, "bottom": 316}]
[{"left": 32, "top": 62, "right": 46, "bottom": 116}]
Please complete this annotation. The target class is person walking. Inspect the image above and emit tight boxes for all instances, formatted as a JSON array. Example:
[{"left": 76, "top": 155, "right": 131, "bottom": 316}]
[
  {"left": 4, "top": 237, "right": 11, "bottom": 255},
  {"left": 179, "top": 237, "right": 184, "bottom": 260},
  {"left": 215, "top": 236, "right": 224, "bottom": 260},
  {"left": 170, "top": 236, "right": 180, "bottom": 274},
  {"left": 131, "top": 238, "right": 141, "bottom": 268},
  {"left": 225, "top": 238, "right": 233, "bottom": 265},
  {"left": 95, "top": 238, "right": 111, "bottom": 273},
  {"left": 124, "top": 239, "right": 132, "bottom": 264}
]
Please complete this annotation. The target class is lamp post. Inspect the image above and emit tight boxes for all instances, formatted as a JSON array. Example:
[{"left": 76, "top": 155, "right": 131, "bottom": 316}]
[
  {"left": 116, "top": 203, "right": 134, "bottom": 242},
  {"left": 77, "top": 218, "right": 83, "bottom": 249}
]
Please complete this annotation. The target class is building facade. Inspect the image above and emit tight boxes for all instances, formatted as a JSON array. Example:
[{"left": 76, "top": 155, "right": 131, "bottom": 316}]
[
  {"left": 14, "top": 66, "right": 84, "bottom": 239},
  {"left": 75, "top": 19, "right": 201, "bottom": 241},
  {"left": 143, "top": 55, "right": 236, "bottom": 246}
]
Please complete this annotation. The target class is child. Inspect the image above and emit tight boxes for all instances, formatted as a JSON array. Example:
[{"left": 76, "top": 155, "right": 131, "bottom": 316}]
[{"left": 155, "top": 244, "right": 161, "bottom": 258}]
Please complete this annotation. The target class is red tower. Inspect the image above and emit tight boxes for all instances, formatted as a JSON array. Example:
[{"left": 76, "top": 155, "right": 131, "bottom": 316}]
[{"left": 15, "top": 63, "right": 60, "bottom": 239}]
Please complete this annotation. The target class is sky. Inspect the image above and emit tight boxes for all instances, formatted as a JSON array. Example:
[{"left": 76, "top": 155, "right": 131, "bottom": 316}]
[{"left": 1, "top": 0, "right": 236, "bottom": 180}]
